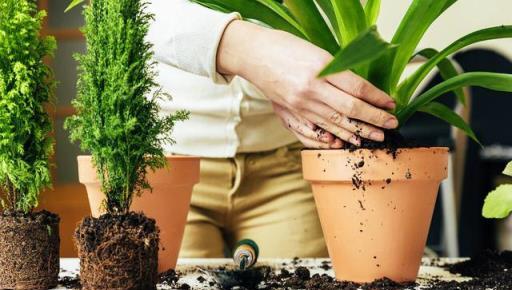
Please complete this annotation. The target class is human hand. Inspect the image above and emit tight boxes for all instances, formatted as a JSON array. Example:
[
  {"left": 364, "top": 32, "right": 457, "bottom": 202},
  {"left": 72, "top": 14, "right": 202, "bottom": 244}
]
[
  {"left": 217, "top": 20, "right": 398, "bottom": 146},
  {"left": 272, "top": 102, "right": 343, "bottom": 149}
]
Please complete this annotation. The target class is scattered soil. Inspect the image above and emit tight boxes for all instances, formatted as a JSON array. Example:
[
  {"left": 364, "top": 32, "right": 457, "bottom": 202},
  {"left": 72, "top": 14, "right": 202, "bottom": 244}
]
[
  {"left": 60, "top": 275, "right": 81, "bottom": 289},
  {"left": 158, "top": 269, "right": 191, "bottom": 289},
  {"left": 0, "top": 210, "right": 60, "bottom": 290},
  {"left": 342, "top": 130, "right": 416, "bottom": 158},
  {"left": 421, "top": 250, "right": 512, "bottom": 290},
  {"left": 75, "top": 212, "right": 159, "bottom": 290}
]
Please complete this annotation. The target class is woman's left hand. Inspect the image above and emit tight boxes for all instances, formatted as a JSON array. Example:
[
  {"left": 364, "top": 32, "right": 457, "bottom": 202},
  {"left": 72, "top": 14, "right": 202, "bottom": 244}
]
[{"left": 273, "top": 102, "right": 343, "bottom": 149}]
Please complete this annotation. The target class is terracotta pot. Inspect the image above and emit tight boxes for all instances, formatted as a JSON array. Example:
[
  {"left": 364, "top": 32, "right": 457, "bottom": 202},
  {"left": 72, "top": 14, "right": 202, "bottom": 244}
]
[
  {"left": 302, "top": 147, "right": 448, "bottom": 283},
  {"left": 77, "top": 155, "right": 200, "bottom": 272}
]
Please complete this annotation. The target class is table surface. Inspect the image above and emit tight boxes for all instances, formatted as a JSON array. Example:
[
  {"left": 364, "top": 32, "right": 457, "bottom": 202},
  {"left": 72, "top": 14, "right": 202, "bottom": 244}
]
[{"left": 56, "top": 258, "right": 469, "bottom": 290}]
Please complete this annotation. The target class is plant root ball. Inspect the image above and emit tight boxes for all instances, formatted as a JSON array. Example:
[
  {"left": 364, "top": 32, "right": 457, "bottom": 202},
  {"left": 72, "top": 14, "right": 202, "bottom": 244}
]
[{"left": 75, "top": 212, "right": 159, "bottom": 290}]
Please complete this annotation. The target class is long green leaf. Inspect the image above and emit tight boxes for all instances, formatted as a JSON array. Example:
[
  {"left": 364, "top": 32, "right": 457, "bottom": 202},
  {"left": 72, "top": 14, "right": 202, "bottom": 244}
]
[
  {"left": 418, "top": 102, "right": 479, "bottom": 144},
  {"left": 389, "top": 0, "right": 449, "bottom": 97},
  {"left": 65, "top": 0, "right": 84, "bottom": 12},
  {"left": 398, "top": 25, "right": 512, "bottom": 103},
  {"left": 415, "top": 48, "right": 466, "bottom": 105},
  {"left": 314, "top": 0, "right": 342, "bottom": 44},
  {"left": 319, "top": 26, "right": 395, "bottom": 77},
  {"left": 364, "top": 0, "right": 381, "bottom": 26},
  {"left": 284, "top": 0, "right": 339, "bottom": 54},
  {"left": 483, "top": 184, "right": 512, "bottom": 219},
  {"left": 330, "top": 0, "right": 367, "bottom": 45},
  {"left": 191, "top": 0, "right": 307, "bottom": 39},
  {"left": 397, "top": 72, "right": 512, "bottom": 123}
]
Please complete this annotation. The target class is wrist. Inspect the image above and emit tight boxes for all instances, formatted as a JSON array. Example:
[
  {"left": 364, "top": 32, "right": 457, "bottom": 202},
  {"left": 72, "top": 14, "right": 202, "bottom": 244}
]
[{"left": 216, "top": 20, "right": 271, "bottom": 77}]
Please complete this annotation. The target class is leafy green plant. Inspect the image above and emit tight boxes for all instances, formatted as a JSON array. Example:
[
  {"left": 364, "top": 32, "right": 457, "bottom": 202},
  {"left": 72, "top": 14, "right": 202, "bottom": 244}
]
[
  {"left": 0, "top": 0, "right": 55, "bottom": 213},
  {"left": 65, "top": 0, "right": 189, "bottom": 215},
  {"left": 483, "top": 162, "right": 512, "bottom": 219},
  {"left": 191, "top": 0, "right": 512, "bottom": 144}
]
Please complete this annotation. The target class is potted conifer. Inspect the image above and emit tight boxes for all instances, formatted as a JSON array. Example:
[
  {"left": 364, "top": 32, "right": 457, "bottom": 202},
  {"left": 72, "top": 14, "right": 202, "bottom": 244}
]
[
  {"left": 0, "top": 1, "right": 60, "bottom": 289},
  {"left": 65, "top": 0, "right": 196, "bottom": 288},
  {"left": 192, "top": 0, "right": 512, "bottom": 283}
]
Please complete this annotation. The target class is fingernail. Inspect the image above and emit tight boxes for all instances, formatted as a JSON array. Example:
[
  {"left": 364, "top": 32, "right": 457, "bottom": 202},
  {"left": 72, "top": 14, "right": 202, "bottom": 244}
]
[
  {"left": 349, "top": 136, "right": 361, "bottom": 146},
  {"left": 386, "top": 101, "right": 396, "bottom": 109},
  {"left": 384, "top": 118, "right": 399, "bottom": 129},
  {"left": 369, "top": 131, "right": 385, "bottom": 141}
]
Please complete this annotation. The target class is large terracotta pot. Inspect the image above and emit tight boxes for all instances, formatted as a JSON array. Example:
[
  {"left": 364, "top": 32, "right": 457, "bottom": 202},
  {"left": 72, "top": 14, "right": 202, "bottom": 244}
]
[
  {"left": 77, "top": 155, "right": 200, "bottom": 272},
  {"left": 302, "top": 147, "right": 448, "bottom": 283}
]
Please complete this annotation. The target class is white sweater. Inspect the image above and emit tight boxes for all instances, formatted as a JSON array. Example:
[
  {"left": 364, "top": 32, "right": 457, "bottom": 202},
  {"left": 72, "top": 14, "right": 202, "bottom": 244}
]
[{"left": 147, "top": 0, "right": 297, "bottom": 158}]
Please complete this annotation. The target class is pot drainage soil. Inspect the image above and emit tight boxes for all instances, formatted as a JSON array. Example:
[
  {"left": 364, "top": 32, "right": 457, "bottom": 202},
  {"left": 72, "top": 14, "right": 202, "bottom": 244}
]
[
  {"left": 75, "top": 212, "right": 159, "bottom": 290},
  {"left": 0, "top": 210, "right": 60, "bottom": 290}
]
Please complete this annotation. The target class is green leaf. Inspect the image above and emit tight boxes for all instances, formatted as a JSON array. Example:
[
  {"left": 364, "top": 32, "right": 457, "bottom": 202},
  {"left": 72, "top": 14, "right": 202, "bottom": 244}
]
[
  {"left": 284, "top": 0, "right": 339, "bottom": 54},
  {"left": 483, "top": 184, "right": 512, "bottom": 219},
  {"left": 397, "top": 72, "right": 512, "bottom": 123},
  {"left": 414, "top": 48, "right": 466, "bottom": 105},
  {"left": 398, "top": 25, "right": 512, "bottom": 105},
  {"left": 314, "top": 0, "right": 342, "bottom": 44},
  {"left": 318, "top": 26, "right": 395, "bottom": 77},
  {"left": 418, "top": 102, "right": 479, "bottom": 144},
  {"left": 389, "top": 0, "right": 450, "bottom": 99},
  {"left": 503, "top": 161, "right": 512, "bottom": 176},
  {"left": 191, "top": 0, "right": 307, "bottom": 39},
  {"left": 65, "top": 0, "right": 84, "bottom": 12},
  {"left": 330, "top": 0, "right": 367, "bottom": 45},
  {"left": 364, "top": 0, "right": 381, "bottom": 26}
]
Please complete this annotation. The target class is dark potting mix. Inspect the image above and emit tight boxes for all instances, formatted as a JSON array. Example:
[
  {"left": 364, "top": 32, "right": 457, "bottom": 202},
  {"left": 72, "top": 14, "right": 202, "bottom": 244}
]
[{"left": 58, "top": 250, "right": 512, "bottom": 289}]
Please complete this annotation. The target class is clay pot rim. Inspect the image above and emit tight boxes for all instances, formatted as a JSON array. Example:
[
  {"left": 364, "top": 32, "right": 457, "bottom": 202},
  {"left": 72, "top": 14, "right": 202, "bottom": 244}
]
[
  {"left": 302, "top": 146, "right": 449, "bottom": 155},
  {"left": 77, "top": 154, "right": 200, "bottom": 161}
]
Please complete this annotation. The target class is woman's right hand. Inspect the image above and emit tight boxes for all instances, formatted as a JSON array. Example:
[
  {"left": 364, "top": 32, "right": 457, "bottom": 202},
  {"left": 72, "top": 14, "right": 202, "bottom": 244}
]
[{"left": 217, "top": 20, "right": 399, "bottom": 146}]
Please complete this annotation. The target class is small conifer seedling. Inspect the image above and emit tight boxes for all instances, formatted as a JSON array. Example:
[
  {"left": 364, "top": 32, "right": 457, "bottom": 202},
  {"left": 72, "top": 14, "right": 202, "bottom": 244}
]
[
  {"left": 65, "top": 0, "right": 188, "bottom": 288},
  {"left": 0, "top": 0, "right": 60, "bottom": 288}
]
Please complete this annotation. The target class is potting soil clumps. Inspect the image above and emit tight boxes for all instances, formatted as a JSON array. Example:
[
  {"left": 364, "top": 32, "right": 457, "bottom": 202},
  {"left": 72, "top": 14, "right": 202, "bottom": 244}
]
[
  {"left": 0, "top": 211, "right": 60, "bottom": 289},
  {"left": 75, "top": 212, "right": 159, "bottom": 290},
  {"left": 342, "top": 130, "right": 416, "bottom": 158}
]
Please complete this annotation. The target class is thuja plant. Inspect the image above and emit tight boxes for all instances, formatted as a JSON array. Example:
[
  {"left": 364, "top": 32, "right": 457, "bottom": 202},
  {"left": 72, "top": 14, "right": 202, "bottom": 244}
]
[
  {"left": 483, "top": 162, "right": 512, "bottom": 219},
  {"left": 65, "top": 0, "right": 189, "bottom": 215},
  {"left": 192, "top": 0, "right": 512, "bottom": 143},
  {"left": 0, "top": 0, "right": 55, "bottom": 213},
  {"left": 0, "top": 1, "right": 61, "bottom": 289}
]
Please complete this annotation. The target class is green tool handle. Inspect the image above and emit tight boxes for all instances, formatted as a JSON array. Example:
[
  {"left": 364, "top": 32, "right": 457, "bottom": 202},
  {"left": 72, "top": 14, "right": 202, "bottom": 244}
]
[{"left": 233, "top": 239, "right": 259, "bottom": 270}]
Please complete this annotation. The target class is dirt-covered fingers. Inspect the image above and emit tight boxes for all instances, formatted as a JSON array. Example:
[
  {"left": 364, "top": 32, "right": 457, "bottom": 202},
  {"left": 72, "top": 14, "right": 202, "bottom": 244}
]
[
  {"left": 272, "top": 103, "right": 340, "bottom": 149},
  {"left": 304, "top": 102, "right": 385, "bottom": 142},
  {"left": 299, "top": 110, "right": 361, "bottom": 146},
  {"left": 319, "top": 82, "right": 398, "bottom": 130}
]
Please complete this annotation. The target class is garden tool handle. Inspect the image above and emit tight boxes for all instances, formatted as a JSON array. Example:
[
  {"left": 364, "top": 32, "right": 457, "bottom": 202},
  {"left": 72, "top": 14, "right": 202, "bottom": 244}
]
[{"left": 233, "top": 239, "right": 259, "bottom": 270}]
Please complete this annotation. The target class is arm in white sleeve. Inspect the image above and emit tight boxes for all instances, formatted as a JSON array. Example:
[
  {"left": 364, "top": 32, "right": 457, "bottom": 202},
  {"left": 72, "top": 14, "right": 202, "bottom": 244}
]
[{"left": 147, "top": 0, "right": 240, "bottom": 84}]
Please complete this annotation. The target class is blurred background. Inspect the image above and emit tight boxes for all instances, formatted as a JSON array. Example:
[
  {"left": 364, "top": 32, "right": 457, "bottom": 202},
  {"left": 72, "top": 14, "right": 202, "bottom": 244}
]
[{"left": 37, "top": 0, "right": 512, "bottom": 258}]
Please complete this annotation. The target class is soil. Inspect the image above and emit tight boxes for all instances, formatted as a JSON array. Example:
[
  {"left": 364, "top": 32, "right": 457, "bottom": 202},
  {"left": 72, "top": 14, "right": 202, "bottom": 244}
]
[
  {"left": 342, "top": 130, "right": 416, "bottom": 158},
  {"left": 75, "top": 212, "right": 159, "bottom": 290},
  {"left": 0, "top": 210, "right": 60, "bottom": 290},
  {"left": 183, "top": 251, "right": 512, "bottom": 289}
]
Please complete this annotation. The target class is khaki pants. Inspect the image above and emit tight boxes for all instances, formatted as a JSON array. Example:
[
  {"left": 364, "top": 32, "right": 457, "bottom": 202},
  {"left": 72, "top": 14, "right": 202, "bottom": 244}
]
[{"left": 180, "top": 143, "right": 328, "bottom": 258}]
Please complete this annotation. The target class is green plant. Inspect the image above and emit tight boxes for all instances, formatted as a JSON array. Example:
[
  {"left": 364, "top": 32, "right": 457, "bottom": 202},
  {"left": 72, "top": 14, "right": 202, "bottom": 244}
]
[
  {"left": 65, "top": 0, "right": 189, "bottom": 215},
  {"left": 483, "top": 162, "right": 512, "bottom": 219},
  {"left": 0, "top": 0, "right": 55, "bottom": 213},
  {"left": 191, "top": 0, "right": 512, "bottom": 144}
]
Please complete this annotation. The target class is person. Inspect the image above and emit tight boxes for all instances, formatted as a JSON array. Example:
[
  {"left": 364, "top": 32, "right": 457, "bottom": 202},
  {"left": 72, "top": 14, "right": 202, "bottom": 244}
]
[{"left": 147, "top": 0, "right": 398, "bottom": 258}]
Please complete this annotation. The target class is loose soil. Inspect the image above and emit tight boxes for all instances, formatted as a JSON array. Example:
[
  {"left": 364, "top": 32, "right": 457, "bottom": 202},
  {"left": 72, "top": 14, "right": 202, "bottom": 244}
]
[
  {"left": 184, "top": 251, "right": 512, "bottom": 290},
  {"left": 342, "top": 130, "right": 416, "bottom": 158},
  {"left": 0, "top": 210, "right": 60, "bottom": 290},
  {"left": 75, "top": 212, "right": 159, "bottom": 290}
]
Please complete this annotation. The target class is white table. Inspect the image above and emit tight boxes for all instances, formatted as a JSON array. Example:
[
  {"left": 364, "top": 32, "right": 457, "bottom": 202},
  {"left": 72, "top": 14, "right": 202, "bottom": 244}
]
[{"left": 56, "top": 258, "right": 468, "bottom": 289}]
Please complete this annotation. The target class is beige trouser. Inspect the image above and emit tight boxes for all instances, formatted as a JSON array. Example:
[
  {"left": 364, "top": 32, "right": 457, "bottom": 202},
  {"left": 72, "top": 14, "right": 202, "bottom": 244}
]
[{"left": 179, "top": 143, "right": 328, "bottom": 258}]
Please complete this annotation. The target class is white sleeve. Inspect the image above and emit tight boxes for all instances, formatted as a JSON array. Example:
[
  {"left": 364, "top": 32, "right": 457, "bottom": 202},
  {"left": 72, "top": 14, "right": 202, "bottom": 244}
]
[{"left": 147, "top": 0, "right": 241, "bottom": 84}]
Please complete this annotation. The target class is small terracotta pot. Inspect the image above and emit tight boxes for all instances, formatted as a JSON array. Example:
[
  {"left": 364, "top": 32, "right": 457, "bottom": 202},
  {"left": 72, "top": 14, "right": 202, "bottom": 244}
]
[
  {"left": 77, "top": 155, "right": 200, "bottom": 272},
  {"left": 302, "top": 148, "right": 448, "bottom": 283}
]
